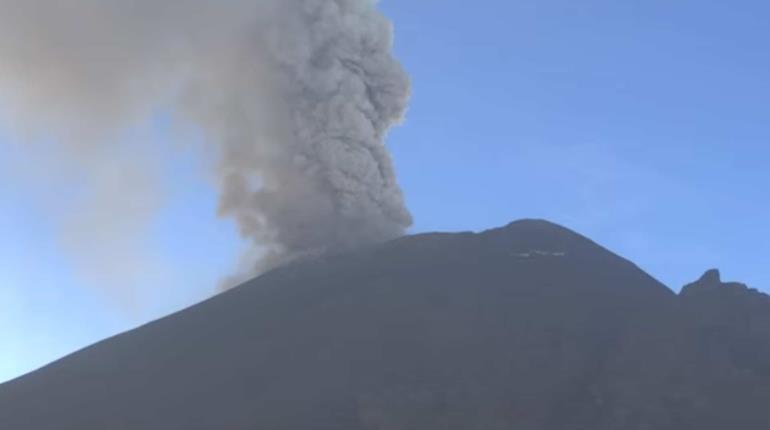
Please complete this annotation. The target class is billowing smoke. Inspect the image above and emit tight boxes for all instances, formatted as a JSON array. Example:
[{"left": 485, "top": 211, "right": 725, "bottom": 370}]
[{"left": 0, "top": 0, "right": 411, "bottom": 292}]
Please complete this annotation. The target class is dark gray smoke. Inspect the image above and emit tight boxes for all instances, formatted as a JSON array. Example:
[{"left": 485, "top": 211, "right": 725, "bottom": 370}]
[{"left": 0, "top": 0, "right": 412, "bottom": 290}]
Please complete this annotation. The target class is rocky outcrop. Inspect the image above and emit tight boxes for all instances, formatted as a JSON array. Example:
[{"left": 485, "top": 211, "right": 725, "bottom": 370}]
[{"left": 1, "top": 220, "right": 768, "bottom": 429}]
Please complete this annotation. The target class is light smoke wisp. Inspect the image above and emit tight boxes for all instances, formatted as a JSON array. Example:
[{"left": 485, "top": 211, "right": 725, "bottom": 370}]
[{"left": 0, "top": 0, "right": 412, "bottom": 289}]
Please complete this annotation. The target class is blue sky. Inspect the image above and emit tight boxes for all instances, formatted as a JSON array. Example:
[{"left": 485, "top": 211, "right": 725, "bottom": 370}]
[{"left": 2, "top": 0, "right": 769, "bottom": 383}]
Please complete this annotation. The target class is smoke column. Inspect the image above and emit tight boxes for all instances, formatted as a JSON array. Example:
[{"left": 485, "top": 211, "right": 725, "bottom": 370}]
[{"left": 0, "top": 0, "right": 412, "bottom": 291}]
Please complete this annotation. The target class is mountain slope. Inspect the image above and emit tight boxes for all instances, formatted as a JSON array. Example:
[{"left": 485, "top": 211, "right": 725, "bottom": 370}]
[{"left": 1, "top": 219, "right": 769, "bottom": 429}]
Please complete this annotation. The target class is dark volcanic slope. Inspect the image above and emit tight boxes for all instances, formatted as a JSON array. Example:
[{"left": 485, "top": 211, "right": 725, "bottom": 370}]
[{"left": 2, "top": 220, "right": 770, "bottom": 429}]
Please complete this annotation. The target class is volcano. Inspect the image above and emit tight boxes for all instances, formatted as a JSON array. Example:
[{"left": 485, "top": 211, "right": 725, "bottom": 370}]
[{"left": 2, "top": 220, "right": 769, "bottom": 429}]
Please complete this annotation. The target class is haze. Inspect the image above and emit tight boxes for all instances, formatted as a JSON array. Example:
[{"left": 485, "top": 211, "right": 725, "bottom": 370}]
[{"left": 2, "top": 0, "right": 769, "bottom": 384}]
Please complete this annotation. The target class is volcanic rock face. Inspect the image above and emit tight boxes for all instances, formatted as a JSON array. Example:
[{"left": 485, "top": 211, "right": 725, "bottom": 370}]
[{"left": 1, "top": 220, "right": 769, "bottom": 429}]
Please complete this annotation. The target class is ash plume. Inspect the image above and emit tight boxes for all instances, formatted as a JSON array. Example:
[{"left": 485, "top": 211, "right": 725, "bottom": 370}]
[{"left": 0, "top": 0, "right": 412, "bottom": 291}]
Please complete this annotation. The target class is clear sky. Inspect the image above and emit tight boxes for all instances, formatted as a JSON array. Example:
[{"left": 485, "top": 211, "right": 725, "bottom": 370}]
[{"left": 2, "top": 0, "right": 769, "bottom": 383}]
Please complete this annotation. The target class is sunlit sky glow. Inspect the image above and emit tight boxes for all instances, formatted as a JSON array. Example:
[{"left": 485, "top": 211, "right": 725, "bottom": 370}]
[{"left": 2, "top": 0, "right": 770, "bottom": 383}]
